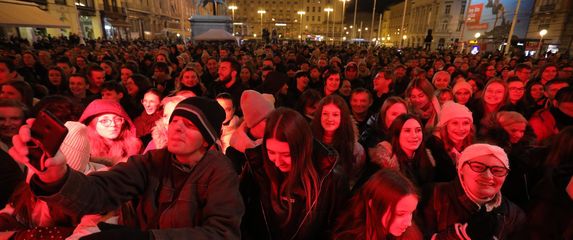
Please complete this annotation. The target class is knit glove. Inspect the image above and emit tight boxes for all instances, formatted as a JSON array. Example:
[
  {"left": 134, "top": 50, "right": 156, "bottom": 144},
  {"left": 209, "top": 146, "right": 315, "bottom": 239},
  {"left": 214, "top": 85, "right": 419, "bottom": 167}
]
[
  {"left": 464, "top": 208, "right": 500, "bottom": 240},
  {"left": 79, "top": 222, "right": 150, "bottom": 240}
]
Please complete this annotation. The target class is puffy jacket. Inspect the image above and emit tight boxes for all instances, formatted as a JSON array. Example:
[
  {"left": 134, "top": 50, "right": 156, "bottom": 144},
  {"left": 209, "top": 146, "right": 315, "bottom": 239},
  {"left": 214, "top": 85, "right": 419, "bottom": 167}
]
[{"left": 240, "top": 139, "right": 349, "bottom": 240}]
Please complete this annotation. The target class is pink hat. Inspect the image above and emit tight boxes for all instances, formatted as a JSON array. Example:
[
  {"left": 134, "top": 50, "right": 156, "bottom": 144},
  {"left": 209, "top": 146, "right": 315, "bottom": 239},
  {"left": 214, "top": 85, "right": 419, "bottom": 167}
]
[
  {"left": 437, "top": 101, "right": 473, "bottom": 127},
  {"left": 241, "top": 90, "right": 275, "bottom": 128},
  {"left": 79, "top": 99, "right": 134, "bottom": 130}
]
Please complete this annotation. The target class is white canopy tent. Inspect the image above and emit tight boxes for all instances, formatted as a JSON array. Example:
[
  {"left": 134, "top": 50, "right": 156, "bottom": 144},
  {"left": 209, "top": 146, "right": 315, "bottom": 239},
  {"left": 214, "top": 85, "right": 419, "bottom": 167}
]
[{"left": 193, "top": 29, "right": 237, "bottom": 44}]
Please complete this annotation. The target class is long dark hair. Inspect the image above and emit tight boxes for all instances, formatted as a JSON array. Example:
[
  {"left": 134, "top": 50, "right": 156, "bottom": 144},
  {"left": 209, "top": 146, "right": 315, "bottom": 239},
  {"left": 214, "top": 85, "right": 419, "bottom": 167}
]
[
  {"left": 333, "top": 169, "right": 421, "bottom": 240},
  {"left": 545, "top": 126, "right": 573, "bottom": 168},
  {"left": 310, "top": 95, "right": 355, "bottom": 175},
  {"left": 262, "top": 108, "right": 320, "bottom": 225}
]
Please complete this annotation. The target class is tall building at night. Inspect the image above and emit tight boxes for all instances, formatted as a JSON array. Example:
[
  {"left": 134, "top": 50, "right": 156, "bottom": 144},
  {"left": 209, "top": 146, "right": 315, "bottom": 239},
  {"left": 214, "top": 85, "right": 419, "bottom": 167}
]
[{"left": 526, "top": 0, "right": 573, "bottom": 55}]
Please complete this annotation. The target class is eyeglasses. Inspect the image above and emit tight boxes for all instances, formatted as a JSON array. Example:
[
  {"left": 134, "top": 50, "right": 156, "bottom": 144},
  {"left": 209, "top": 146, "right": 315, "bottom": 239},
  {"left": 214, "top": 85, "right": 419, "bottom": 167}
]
[
  {"left": 463, "top": 161, "right": 509, "bottom": 177},
  {"left": 98, "top": 117, "right": 125, "bottom": 127}
]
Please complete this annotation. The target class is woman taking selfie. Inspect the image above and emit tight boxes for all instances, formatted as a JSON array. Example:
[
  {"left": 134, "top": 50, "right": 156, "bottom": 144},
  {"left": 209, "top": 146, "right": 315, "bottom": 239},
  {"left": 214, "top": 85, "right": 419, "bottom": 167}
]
[{"left": 241, "top": 108, "right": 349, "bottom": 240}]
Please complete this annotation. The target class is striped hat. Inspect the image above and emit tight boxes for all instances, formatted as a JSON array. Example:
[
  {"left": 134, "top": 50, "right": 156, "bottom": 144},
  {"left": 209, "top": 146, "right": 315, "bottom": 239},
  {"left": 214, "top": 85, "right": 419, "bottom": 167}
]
[{"left": 169, "top": 97, "right": 225, "bottom": 145}]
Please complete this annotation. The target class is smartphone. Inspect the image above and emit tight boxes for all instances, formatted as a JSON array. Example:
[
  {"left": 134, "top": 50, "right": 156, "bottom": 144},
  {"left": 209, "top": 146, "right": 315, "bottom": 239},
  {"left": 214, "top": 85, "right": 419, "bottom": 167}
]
[{"left": 27, "top": 110, "right": 69, "bottom": 172}]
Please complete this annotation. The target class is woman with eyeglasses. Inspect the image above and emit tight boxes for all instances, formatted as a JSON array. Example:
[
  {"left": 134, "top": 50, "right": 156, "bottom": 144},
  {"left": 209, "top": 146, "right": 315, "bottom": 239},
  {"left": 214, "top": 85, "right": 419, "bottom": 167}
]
[
  {"left": 79, "top": 99, "right": 142, "bottom": 167},
  {"left": 422, "top": 143, "right": 525, "bottom": 239}
]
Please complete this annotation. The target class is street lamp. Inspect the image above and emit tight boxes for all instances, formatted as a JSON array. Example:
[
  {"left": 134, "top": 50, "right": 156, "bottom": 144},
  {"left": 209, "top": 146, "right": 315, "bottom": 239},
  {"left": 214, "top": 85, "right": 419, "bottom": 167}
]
[
  {"left": 228, "top": 5, "right": 237, "bottom": 36},
  {"left": 340, "top": 0, "right": 350, "bottom": 43},
  {"left": 402, "top": 35, "right": 407, "bottom": 47},
  {"left": 297, "top": 11, "right": 305, "bottom": 42},
  {"left": 474, "top": 32, "right": 481, "bottom": 39},
  {"left": 325, "top": 7, "right": 333, "bottom": 44},
  {"left": 258, "top": 10, "right": 266, "bottom": 40},
  {"left": 537, "top": 29, "right": 547, "bottom": 58}
]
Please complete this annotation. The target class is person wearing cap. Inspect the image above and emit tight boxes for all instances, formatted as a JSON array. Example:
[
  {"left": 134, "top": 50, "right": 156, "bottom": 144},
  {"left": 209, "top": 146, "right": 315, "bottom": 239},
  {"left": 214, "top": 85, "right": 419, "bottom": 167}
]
[
  {"left": 426, "top": 101, "right": 475, "bottom": 183},
  {"left": 8, "top": 96, "right": 244, "bottom": 240},
  {"left": 344, "top": 62, "right": 366, "bottom": 89},
  {"left": 452, "top": 81, "right": 473, "bottom": 107},
  {"left": 422, "top": 143, "right": 525, "bottom": 240},
  {"left": 226, "top": 90, "right": 275, "bottom": 174}
]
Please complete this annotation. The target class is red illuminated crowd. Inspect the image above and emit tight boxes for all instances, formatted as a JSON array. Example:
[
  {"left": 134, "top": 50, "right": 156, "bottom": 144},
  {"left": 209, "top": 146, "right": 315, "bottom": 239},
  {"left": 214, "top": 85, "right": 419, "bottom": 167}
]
[{"left": 0, "top": 36, "right": 572, "bottom": 240}]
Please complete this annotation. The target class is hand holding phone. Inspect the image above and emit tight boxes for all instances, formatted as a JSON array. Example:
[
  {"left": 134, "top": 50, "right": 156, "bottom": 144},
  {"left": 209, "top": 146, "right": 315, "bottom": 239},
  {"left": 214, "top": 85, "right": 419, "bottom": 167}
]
[{"left": 27, "top": 110, "right": 68, "bottom": 172}]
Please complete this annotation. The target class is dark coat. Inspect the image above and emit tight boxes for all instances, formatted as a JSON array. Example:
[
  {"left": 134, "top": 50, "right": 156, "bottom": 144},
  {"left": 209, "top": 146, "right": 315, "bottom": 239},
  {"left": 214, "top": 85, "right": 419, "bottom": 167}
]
[
  {"left": 240, "top": 140, "right": 350, "bottom": 240},
  {"left": 31, "top": 149, "right": 244, "bottom": 240},
  {"left": 422, "top": 180, "right": 525, "bottom": 240}
]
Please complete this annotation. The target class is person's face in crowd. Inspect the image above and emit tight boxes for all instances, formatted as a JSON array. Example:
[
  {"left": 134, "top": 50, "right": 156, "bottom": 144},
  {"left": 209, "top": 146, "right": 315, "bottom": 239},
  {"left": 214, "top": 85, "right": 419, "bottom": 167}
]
[
  {"left": 503, "top": 122, "right": 526, "bottom": 144},
  {"left": 325, "top": 73, "right": 340, "bottom": 93},
  {"left": 409, "top": 88, "right": 430, "bottom": 111},
  {"left": 216, "top": 98, "right": 235, "bottom": 123},
  {"left": 460, "top": 63, "right": 470, "bottom": 72},
  {"left": 156, "top": 54, "right": 167, "bottom": 63},
  {"left": 559, "top": 66, "right": 573, "bottom": 79},
  {"left": 0, "top": 85, "right": 22, "bottom": 102},
  {"left": 125, "top": 77, "right": 139, "bottom": 97},
  {"left": 541, "top": 66, "right": 558, "bottom": 82},
  {"left": 399, "top": 119, "right": 423, "bottom": 157},
  {"left": 218, "top": 62, "right": 234, "bottom": 82},
  {"left": 483, "top": 82, "right": 505, "bottom": 106},
  {"left": 529, "top": 83, "right": 544, "bottom": 101},
  {"left": 95, "top": 113, "right": 124, "bottom": 140},
  {"left": 310, "top": 68, "right": 320, "bottom": 79},
  {"left": 206, "top": 59, "right": 218, "bottom": 74},
  {"left": 508, "top": 81, "right": 525, "bottom": 103},
  {"left": 219, "top": 49, "right": 228, "bottom": 59},
  {"left": 181, "top": 70, "right": 199, "bottom": 87},
  {"left": 101, "top": 89, "right": 123, "bottom": 102},
  {"left": 460, "top": 155, "right": 507, "bottom": 200},
  {"left": 434, "top": 60, "right": 444, "bottom": 70},
  {"left": 76, "top": 57, "right": 87, "bottom": 68},
  {"left": 321, "top": 103, "right": 341, "bottom": 135},
  {"left": 350, "top": 92, "right": 372, "bottom": 115},
  {"left": 501, "top": 69, "right": 510, "bottom": 81},
  {"left": 383, "top": 194, "right": 418, "bottom": 237},
  {"left": 301, "top": 63, "right": 310, "bottom": 72},
  {"left": 56, "top": 63, "right": 73, "bottom": 76},
  {"left": 446, "top": 118, "right": 472, "bottom": 144},
  {"left": 22, "top": 53, "right": 35, "bottom": 67},
  {"left": 546, "top": 83, "right": 569, "bottom": 101},
  {"left": 48, "top": 69, "right": 63, "bottom": 86},
  {"left": 100, "top": 63, "right": 113, "bottom": 76},
  {"left": 167, "top": 116, "right": 207, "bottom": 159},
  {"left": 433, "top": 75, "right": 450, "bottom": 89},
  {"left": 262, "top": 60, "right": 274, "bottom": 69},
  {"left": 0, "top": 63, "right": 14, "bottom": 84},
  {"left": 408, "top": 59, "right": 419, "bottom": 68},
  {"left": 438, "top": 91, "right": 453, "bottom": 105},
  {"left": 240, "top": 68, "right": 251, "bottom": 82},
  {"left": 69, "top": 76, "right": 88, "bottom": 96},
  {"left": 485, "top": 65, "right": 496, "bottom": 78},
  {"left": 89, "top": 70, "right": 106, "bottom": 88},
  {"left": 394, "top": 67, "right": 406, "bottom": 78},
  {"left": 318, "top": 59, "right": 328, "bottom": 68},
  {"left": 345, "top": 67, "right": 358, "bottom": 80},
  {"left": 0, "top": 106, "right": 24, "bottom": 141},
  {"left": 296, "top": 75, "right": 310, "bottom": 91},
  {"left": 446, "top": 66, "right": 456, "bottom": 75},
  {"left": 142, "top": 92, "right": 161, "bottom": 115},
  {"left": 192, "top": 62, "right": 203, "bottom": 76},
  {"left": 338, "top": 80, "right": 352, "bottom": 97},
  {"left": 305, "top": 102, "right": 319, "bottom": 117},
  {"left": 373, "top": 72, "right": 392, "bottom": 93},
  {"left": 120, "top": 68, "right": 133, "bottom": 85},
  {"left": 454, "top": 88, "right": 471, "bottom": 105},
  {"left": 384, "top": 103, "right": 407, "bottom": 129},
  {"left": 266, "top": 138, "right": 292, "bottom": 173}
]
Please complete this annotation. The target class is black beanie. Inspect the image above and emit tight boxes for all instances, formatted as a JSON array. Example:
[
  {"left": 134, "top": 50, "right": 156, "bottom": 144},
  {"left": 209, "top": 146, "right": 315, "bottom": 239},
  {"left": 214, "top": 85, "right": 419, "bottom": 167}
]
[{"left": 169, "top": 97, "right": 225, "bottom": 145}]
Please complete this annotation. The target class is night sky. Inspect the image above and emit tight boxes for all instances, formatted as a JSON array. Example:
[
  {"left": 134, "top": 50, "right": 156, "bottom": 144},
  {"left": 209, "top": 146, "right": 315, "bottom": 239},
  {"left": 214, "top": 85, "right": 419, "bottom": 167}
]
[{"left": 347, "top": 0, "right": 402, "bottom": 14}]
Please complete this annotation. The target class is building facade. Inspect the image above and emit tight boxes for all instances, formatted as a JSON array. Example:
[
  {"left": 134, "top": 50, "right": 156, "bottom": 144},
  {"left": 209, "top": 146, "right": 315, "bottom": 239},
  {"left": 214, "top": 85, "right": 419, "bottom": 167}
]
[
  {"left": 526, "top": 0, "right": 573, "bottom": 55},
  {"left": 227, "top": 0, "right": 345, "bottom": 41}
]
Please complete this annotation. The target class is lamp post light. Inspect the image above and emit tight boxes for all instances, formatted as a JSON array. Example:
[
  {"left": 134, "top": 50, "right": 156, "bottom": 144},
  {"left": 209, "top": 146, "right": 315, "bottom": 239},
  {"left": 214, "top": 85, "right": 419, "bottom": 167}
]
[
  {"left": 228, "top": 5, "right": 237, "bottom": 36},
  {"left": 537, "top": 29, "right": 547, "bottom": 58},
  {"left": 297, "top": 11, "right": 305, "bottom": 42},
  {"left": 474, "top": 32, "right": 481, "bottom": 47},
  {"left": 402, "top": 35, "right": 407, "bottom": 47},
  {"left": 325, "top": 7, "right": 333, "bottom": 44},
  {"left": 257, "top": 10, "right": 266, "bottom": 40},
  {"left": 340, "top": 0, "right": 349, "bottom": 44}
]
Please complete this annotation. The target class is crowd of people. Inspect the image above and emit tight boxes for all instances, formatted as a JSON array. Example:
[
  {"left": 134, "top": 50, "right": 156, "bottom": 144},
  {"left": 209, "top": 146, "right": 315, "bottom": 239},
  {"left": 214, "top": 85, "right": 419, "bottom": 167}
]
[{"left": 0, "top": 35, "right": 572, "bottom": 240}]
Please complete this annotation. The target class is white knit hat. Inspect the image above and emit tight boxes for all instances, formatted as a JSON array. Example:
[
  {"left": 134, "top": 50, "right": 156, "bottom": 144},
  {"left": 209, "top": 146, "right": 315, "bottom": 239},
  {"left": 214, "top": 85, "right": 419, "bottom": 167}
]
[
  {"left": 61, "top": 121, "right": 91, "bottom": 173},
  {"left": 437, "top": 101, "right": 473, "bottom": 127},
  {"left": 458, "top": 143, "right": 509, "bottom": 171},
  {"left": 452, "top": 81, "right": 473, "bottom": 95}
]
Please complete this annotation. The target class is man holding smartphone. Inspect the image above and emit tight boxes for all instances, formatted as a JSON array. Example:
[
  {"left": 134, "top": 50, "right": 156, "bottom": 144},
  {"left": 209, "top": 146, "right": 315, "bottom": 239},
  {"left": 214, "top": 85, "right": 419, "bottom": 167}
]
[{"left": 9, "top": 97, "right": 244, "bottom": 240}]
